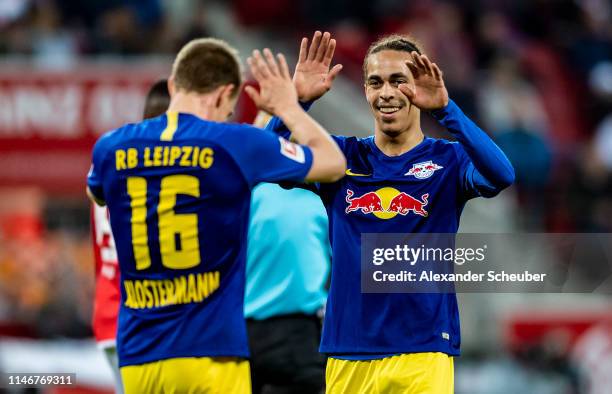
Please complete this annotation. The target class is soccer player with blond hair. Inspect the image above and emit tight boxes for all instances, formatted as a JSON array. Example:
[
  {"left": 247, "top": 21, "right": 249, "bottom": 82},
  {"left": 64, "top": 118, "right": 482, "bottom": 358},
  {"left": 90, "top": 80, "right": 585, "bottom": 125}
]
[{"left": 87, "top": 37, "right": 346, "bottom": 393}]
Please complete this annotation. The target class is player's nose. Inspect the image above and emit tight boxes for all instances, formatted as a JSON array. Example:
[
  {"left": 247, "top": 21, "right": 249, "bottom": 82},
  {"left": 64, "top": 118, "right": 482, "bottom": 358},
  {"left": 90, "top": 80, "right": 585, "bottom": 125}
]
[{"left": 379, "top": 82, "right": 395, "bottom": 100}]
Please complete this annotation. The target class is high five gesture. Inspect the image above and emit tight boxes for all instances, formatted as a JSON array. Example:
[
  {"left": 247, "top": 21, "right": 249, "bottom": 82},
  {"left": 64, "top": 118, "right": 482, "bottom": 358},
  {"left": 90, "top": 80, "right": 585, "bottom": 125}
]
[
  {"left": 293, "top": 31, "right": 343, "bottom": 102},
  {"left": 245, "top": 49, "right": 296, "bottom": 115},
  {"left": 245, "top": 47, "right": 346, "bottom": 182}
]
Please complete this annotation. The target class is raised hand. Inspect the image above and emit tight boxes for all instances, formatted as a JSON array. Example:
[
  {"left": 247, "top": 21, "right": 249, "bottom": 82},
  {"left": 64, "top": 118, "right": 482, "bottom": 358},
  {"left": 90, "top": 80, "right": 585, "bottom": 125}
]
[
  {"left": 399, "top": 51, "right": 449, "bottom": 111},
  {"left": 293, "top": 31, "right": 343, "bottom": 102},
  {"left": 245, "top": 48, "right": 298, "bottom": 116}
]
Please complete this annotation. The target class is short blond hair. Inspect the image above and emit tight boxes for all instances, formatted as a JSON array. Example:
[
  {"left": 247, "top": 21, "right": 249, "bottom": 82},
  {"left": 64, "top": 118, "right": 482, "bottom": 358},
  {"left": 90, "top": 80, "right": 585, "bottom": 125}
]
[{"left": 171, "top": 38, "right": 243, "bottom": 97}]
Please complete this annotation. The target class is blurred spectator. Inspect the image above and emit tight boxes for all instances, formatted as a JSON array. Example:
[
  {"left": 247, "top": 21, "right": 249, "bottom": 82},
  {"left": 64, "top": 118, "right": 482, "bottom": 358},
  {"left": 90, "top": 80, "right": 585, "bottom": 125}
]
[
  {"left": 478, "top": 55, "right": 549, "bottom": 138},
  {"left": 594, "top": 114, "right": 612, "bottom": 171},
  {"left": 31, "top": 0, "right": 79, "bottom": 68},
  {"left": 0, "top": 0, "right": 30, "bottom": 28},
  {"left": 398, "top": 2, "right": 478, "bottom": 116},
  {"left": 572, "top": 322, "right": 612, "bottom": 394},
  {"left": 0, "top": 189, "right": 93, "bottom": 338},
  {"left": 567, "top": 140, "right": 612, "bottom": 232},
  {"left": 0, "top": 0, "right": 201, "bottom": 56},
  {"left": 477, "top": 54, "right": 552, "bottom": 228},
  {"left": 171, "top": 0, "right": 212, "bottom": 51}
]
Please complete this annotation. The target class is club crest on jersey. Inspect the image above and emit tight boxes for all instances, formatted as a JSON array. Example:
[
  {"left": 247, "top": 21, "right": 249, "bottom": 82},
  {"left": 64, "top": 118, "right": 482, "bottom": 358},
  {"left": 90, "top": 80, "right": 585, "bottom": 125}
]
[
  {"left": 279, "top": 137, "right": 305, "bottom": 163},
  {"left": 406, "top": 160, "right": 443, "bottom": 179},
  {"left": 345, "top": 188, "right": 429, "bottom": 219}
]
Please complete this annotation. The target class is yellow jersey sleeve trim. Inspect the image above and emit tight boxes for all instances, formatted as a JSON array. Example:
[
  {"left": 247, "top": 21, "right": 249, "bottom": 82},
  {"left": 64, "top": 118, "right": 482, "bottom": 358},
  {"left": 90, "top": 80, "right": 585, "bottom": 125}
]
[{"left": 160, "top": 111, "right": 179, "bottom": 141}]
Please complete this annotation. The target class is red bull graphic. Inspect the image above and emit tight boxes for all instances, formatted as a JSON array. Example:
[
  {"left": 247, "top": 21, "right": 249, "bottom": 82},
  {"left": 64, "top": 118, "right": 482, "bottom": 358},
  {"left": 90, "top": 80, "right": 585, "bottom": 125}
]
[
  {"left": 345, "top": 190, "right": 384, "bottom": 214},
  {"left": 345, "top": 188, "right": 429, "bottom": 219},
  {"left": 389, "top": 193, "right": 429, "bottom": 217}
]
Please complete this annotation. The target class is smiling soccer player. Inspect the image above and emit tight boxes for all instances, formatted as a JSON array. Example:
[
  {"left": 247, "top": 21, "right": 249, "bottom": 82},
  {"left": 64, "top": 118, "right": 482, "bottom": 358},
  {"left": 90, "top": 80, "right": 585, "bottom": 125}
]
[{"left": 266, "top": 31, "right": 515, "bottom": 393}]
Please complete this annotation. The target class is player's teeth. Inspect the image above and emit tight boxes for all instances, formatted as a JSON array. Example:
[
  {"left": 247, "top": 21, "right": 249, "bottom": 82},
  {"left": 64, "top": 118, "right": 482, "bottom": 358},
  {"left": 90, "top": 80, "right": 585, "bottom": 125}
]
[{"left": 380, "top": 107, "right": 399, "bottom": 113}]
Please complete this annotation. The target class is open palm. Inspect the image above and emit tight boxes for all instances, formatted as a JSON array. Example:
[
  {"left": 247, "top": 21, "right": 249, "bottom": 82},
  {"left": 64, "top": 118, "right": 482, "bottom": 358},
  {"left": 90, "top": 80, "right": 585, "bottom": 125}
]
[
  {"left": 399, "top": 51, "right": 449, "bottom": 111},
  {"left": 245, "top": 49, "right": 297, "bottom": 116},
  {"left": 293, "top": 31, "right": 343, "bottom": 102}
]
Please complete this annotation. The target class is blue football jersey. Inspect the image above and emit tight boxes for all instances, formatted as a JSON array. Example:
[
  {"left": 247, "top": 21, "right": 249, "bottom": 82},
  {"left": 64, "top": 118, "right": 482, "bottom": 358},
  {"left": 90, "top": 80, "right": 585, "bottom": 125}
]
[
  {"left": 87, "top": 112, "right": 313, "bottom": 367},
  {"left": 266, "top": 100, "right": 514, "bottom": 358},
  {"left": 318, "top": 135, "right": 466, "bottom": 357}
]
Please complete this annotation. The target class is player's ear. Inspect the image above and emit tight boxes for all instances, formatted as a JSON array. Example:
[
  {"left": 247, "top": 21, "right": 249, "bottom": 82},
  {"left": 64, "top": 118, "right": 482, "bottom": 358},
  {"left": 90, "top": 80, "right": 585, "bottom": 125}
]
[
  {"left": 167, "top": 77, "right": 176, "bottom": 97},
  {"left": 205, "top": 86, "right": 222, "bottom": 110},
  {"left": 215, "top": 84, "right": 235, "bottom": 109},
  {"left": 223, "top": 84, "right": 235, "bottom": 102}
]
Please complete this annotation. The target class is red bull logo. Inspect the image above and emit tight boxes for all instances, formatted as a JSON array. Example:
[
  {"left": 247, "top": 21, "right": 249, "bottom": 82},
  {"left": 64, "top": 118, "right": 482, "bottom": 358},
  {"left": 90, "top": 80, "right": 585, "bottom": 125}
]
[
  {"left": 345, "top": 188, "right": 429, "bottom": 219},
  {"left": 389, "top": 192, "right": 429, "bottom": 217},
  {"left": 345, "top": 190, "right": 384, "bottom": 214}
]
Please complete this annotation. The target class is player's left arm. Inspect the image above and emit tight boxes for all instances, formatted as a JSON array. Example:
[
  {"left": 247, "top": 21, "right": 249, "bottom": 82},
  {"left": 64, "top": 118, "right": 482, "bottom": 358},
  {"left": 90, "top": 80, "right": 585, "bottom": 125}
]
[
  {"left": 293, "top": 31, "right": 343, "bottom": 103},
  {"left": 432, "top": 99, "right": 515, "bottom": 197},
  {"left": 399, "top": 52, "right": 515, "bottom": 197},
  {"left": 264, "top": 31, "right": 342, "bottom": 138}
]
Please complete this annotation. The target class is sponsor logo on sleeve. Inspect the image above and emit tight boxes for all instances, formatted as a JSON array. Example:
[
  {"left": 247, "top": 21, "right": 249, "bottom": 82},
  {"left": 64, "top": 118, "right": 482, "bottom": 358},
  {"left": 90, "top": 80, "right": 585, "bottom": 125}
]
[{"left": 279, "top": 137, "right": 305, "bottom": 163}]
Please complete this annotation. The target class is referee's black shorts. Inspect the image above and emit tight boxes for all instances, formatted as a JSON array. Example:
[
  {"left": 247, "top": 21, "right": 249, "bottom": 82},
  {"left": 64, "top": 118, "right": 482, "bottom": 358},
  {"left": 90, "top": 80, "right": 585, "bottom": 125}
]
[{"left": 247, "top": 313, "right": 326, "bottom": 394}]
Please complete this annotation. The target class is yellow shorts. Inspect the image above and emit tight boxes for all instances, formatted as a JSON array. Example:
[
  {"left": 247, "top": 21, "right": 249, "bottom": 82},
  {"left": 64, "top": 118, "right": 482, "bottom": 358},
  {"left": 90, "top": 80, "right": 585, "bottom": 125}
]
[
  {"left": 120, "top": 356, "right": 251, "bottom": 394},
  {"left": 326, "top": 352, "right": 453, "bottom": 394}
]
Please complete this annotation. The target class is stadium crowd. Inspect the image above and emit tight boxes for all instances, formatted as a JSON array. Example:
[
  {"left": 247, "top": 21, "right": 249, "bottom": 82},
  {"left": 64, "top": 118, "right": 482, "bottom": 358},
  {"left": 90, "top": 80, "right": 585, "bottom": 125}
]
[
  {"left": 233, "top": 0, "right": 612, "bottom": 232},
  {"left": 2, "top": 0, "right": 609, "bottom": 232}
]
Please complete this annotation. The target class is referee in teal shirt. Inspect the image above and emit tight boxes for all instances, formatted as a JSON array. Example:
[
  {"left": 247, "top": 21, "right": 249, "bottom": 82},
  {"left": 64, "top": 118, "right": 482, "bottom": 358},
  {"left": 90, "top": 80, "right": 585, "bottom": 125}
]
[{"left": 245, "top": 182, "right": 330, "bottom": 394}]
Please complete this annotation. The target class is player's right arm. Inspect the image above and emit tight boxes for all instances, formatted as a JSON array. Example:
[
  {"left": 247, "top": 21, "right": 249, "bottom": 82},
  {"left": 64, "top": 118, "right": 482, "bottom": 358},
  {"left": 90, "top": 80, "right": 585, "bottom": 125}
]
[
  {"left": 245, "top": 48, "right": 346, "bottom": 183},
  {"left": 87, "top": 135, "right": 112, "bottom": 206}
]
